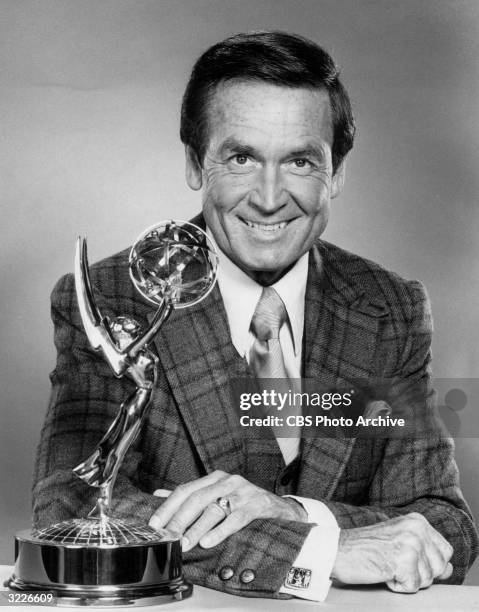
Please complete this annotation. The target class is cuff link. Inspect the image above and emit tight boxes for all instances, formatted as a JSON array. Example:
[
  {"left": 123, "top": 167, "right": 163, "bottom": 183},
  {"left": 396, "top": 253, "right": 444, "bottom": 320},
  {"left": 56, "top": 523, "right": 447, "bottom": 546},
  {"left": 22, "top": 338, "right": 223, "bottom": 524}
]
[{"left": 285, "top": 567, "right": 312, "bottom": 589}]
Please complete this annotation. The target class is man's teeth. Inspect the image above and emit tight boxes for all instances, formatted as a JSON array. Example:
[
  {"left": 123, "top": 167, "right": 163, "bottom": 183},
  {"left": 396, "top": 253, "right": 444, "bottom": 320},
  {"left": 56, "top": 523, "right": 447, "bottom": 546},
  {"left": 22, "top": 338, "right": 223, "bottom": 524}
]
[{"left": 244, "top": 220, "right": 287, "bottom": 231}]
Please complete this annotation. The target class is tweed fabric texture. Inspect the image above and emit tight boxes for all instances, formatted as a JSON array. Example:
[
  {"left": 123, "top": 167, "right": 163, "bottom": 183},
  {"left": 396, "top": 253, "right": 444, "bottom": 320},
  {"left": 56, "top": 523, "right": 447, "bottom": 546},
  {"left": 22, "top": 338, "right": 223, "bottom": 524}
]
[{"left": 32, "top": 218, "right": 478, "bottom": 597}]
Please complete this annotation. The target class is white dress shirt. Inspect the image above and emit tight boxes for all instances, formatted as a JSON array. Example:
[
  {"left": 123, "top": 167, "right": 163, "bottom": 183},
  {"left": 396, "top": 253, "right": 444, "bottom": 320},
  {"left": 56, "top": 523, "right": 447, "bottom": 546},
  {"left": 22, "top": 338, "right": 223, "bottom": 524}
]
[{"left": 210, "top": 231, "right": 340, "bottom": 601}]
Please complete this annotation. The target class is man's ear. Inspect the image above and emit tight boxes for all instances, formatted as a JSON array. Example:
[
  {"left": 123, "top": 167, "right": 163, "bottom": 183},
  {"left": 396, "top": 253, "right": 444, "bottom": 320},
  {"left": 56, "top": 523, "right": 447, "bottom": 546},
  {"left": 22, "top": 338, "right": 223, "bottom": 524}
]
[
  {"left": 185, "top": 146, "right": 203, "bottom": 191},
  {"left": 331, "top": 160, "right": 346, "bottom": 199}
]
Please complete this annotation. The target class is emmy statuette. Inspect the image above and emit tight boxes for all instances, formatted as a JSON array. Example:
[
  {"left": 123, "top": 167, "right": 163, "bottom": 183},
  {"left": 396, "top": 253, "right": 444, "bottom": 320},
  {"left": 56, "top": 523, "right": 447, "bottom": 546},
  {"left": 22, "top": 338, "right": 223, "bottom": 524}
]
[{"left": 6, "top": 221, "right": 218, "bottom": 606}]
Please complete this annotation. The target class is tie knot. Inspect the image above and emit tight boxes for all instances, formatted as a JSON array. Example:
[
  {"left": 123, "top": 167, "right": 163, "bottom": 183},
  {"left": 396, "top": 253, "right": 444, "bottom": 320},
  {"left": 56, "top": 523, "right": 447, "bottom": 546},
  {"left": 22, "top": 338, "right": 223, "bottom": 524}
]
[{"left": 250, "top": 287, "right": 287, "bottom": 341}]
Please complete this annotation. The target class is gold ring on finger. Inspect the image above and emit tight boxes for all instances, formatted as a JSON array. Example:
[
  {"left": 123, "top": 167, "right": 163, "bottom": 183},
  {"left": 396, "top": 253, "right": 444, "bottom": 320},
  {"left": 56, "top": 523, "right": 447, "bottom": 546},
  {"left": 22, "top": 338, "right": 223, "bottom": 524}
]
[{"left": 214, "top": 497, "right": 232, "bottom": 517}]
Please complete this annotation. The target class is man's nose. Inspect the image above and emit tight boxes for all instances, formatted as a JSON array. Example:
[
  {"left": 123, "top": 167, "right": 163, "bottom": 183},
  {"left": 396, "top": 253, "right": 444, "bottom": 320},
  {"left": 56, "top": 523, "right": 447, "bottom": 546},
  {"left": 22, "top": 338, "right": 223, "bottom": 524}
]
[{"left": 249, "top": 165, "right": 288, "bottom": 213}]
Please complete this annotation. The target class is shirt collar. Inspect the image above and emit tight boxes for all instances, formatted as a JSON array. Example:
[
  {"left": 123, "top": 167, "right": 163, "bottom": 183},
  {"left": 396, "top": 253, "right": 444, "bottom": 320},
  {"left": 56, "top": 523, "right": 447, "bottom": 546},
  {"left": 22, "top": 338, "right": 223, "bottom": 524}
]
[{"left": 207, "top": 229, "right": 308, "bottom": 357}]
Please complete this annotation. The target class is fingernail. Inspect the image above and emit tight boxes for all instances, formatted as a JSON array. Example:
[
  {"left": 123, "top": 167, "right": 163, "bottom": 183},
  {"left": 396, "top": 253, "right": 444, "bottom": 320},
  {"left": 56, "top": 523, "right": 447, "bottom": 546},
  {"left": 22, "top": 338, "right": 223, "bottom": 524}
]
[
  {"left": 199, "top": 536, "right": 211, "bottom": 548},
  {"left": 153, "top": 489, "right": 172, "bottom": 498},
  {"left": 149, "top": 517, "right": 163, "bottom": 530},
  {"left": 182, "top": 536, "right": 191, "bottom": 551}
]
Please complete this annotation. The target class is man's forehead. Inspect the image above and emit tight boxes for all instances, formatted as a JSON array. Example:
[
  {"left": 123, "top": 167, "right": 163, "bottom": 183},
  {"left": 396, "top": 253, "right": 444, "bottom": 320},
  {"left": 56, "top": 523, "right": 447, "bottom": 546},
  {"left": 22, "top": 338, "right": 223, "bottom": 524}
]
[{"left": 205, "top": 79, "right": 333, "bottom": 146}]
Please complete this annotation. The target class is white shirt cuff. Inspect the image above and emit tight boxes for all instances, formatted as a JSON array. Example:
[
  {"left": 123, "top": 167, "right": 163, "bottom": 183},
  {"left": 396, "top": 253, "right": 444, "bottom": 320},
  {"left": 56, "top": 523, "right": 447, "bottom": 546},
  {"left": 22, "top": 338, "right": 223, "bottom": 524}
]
[
  {"left": 285, "top": 495, "right": 338, "bottom": 528},
  {"left": 279, "top": 496, "right": 340, "bottom": 601}
]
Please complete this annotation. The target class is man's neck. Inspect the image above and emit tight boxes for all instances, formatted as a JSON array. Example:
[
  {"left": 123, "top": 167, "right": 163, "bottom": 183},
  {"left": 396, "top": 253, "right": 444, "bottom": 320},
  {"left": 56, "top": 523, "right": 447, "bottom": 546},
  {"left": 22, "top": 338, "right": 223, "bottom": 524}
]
[{"left": 246, "top": 263, "right": 297, "bottom": 286}]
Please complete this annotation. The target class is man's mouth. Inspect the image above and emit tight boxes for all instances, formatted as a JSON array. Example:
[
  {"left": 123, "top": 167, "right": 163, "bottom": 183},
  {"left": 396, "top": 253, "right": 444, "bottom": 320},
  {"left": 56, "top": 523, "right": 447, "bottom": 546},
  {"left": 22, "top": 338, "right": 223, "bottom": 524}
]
[{"left": 242, "top": 219, "right": 288, "bottom": 232}]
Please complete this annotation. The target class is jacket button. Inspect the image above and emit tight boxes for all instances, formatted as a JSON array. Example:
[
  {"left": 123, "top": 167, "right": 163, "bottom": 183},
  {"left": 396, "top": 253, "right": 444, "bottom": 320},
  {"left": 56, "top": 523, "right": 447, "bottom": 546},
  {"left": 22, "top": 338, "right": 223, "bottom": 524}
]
[
  {"left": 219, "top": 566, "right": 234, "bottom": 581},
  {"left": 240, "top": 569, "right": 255, "bottom": 584},
  {"left": 280, "top": 473, "right": 292, "bottom": 486}
]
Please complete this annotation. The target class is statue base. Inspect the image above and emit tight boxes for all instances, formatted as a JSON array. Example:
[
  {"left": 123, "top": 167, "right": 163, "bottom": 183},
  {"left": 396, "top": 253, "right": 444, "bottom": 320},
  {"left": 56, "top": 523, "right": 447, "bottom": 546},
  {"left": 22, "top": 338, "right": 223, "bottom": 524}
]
[{"left": 5, "top": 518, "right": 192, "bottom": 606}]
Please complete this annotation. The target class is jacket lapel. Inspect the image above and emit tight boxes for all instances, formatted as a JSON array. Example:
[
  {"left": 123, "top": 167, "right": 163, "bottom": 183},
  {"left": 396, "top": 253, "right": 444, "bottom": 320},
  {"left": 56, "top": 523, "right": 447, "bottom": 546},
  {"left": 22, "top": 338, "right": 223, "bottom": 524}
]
[
  {"left": 297, "top": 242, "right": 389, "bottom": 500},
  {"left": 148, "top": 285, "right": 249, "bottom": 476}
]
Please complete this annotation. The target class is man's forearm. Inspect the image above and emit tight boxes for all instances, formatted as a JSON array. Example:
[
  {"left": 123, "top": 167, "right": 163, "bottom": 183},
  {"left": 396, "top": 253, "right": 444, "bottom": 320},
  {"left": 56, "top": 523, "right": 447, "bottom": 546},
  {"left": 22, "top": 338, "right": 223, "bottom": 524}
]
[
  {"left": 33, "top": 468, "right": 314, "bottom": 598},
  {"left": 331, "top": 513, "right": 454, "bottom": 592},
  {"left": 323, "top": 497, "right": 478, "bottom": 583},
  {"left": 182, "top": 517, "right": 312, "bottom": 597}
]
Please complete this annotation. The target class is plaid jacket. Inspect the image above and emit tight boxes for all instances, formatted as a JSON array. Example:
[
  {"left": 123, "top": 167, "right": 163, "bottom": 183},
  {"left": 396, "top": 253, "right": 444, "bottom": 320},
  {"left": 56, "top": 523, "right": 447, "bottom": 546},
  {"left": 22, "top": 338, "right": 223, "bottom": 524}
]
[{"left": 33, "top": 229, "right": 478, "bottom": 597}]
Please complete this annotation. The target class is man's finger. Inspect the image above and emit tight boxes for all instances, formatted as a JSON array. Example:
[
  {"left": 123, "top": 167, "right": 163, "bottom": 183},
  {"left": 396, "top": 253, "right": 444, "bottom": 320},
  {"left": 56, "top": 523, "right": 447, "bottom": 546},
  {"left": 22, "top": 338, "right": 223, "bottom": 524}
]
[
  {"left": 149, "top": 471, "right": 226, "bottom": 530},
  {"left": 386, "top": 568, "right": 422, "bottom": 594},
  {"left": 416, "top": 557, "right": 434, "bottom": 589},
  {"left": 424, "top": 537, "right": 454, "bottom": 581},
  {"left": 438, "top": 562, "right": 453, "bottom": 581},
  {"left": 182, "top": 503, "right": 229, "bottom": 551},
  {"left": 153, "top": 488, "right": 172, "bottom": 498},
  {"left": 426, "top": 526, "right": 454, "bottom": 565},
  {"left": 165, "top": 480, "right": 231, "bottom": 533},
  {"left": 199, "top": 511, "right": 249, "bottom": 548},
  {"left": 162, "top": 476, "right": 243, "bottom": 534},
  {"left": 404, "top": 513, "right": 453, "bottom": 575}
]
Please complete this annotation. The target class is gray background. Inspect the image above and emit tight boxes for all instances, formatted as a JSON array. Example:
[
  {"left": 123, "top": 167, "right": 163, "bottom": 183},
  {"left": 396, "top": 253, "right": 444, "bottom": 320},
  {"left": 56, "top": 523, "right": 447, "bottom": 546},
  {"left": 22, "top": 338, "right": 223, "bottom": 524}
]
[{"left": 1, "top": 0, "right": 478, "bottom": 583}]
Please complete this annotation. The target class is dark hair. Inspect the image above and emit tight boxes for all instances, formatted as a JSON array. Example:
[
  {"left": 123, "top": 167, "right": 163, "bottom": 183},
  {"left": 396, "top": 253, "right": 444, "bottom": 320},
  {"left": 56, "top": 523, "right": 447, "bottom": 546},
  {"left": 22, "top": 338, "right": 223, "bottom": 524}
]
[{"left": 180, "top": 31, "right": 355, "bottom": 173}]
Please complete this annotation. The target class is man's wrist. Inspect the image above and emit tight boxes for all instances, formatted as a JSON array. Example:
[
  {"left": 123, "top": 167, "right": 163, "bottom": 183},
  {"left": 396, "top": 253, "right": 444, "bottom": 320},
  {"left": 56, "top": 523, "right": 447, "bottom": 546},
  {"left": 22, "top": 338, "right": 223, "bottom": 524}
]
[{"left": 282, "top": 496, "right": 308, "bottom": 522}]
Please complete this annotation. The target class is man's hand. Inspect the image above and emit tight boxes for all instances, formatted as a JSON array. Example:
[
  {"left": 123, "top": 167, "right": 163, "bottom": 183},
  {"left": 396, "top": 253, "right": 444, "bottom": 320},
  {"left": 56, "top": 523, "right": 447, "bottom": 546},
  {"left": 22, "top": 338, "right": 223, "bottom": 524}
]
[
  {"left": 332, "top": 512, "right": 453, "bottom": 592},
  {"left": 148, "top": 470, "right": 307, "bottom": 551}
]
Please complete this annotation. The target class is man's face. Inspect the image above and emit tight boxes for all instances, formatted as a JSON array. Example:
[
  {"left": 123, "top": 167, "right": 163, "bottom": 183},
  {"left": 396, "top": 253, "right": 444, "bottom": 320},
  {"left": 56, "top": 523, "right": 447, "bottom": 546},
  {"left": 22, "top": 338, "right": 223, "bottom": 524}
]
[{"left": 186, "top": 80, "right": 345, "bottom": 284}]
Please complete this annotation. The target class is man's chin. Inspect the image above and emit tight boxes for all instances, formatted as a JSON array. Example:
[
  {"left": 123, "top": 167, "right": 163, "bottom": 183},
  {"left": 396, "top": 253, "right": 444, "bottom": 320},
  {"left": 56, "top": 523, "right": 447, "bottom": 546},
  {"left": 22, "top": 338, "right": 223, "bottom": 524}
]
[{"left": 238, "top": 258, "right": 297, "bottom": 285}]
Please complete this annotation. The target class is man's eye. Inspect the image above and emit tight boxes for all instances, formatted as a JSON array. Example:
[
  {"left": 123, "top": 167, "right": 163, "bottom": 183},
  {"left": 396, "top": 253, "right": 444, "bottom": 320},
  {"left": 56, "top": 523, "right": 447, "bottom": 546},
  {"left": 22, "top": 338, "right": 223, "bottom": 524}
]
[
  {"left": 293, "top": 158, "right": 310, "bottom": 168},
  {"left": 227, "top": 154, "right": 254, "bottom": 171},
  {"left": 288, "top": 158, "right": 316, "bottom": 174}
]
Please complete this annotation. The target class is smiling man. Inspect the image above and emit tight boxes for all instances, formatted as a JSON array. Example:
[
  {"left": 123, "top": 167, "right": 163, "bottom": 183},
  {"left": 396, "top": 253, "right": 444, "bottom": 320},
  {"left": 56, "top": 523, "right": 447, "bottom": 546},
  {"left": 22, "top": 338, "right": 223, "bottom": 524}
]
[
  {"left": 33, "top": 31, "right": 478, "bottom": 601},
  {"left": 186, "top": 81, "right": 341, "bottom": 286}
]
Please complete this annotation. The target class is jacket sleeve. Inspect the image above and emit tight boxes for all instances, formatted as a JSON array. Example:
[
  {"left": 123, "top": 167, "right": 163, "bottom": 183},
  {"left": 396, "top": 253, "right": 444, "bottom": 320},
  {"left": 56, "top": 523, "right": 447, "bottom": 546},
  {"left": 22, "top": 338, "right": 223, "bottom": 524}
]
[
  {"left": 321, "top": 280, "right": 478, "bottom": 583},
  {"left": 32, "top": 272, "right": 312, "bottom": 598}
]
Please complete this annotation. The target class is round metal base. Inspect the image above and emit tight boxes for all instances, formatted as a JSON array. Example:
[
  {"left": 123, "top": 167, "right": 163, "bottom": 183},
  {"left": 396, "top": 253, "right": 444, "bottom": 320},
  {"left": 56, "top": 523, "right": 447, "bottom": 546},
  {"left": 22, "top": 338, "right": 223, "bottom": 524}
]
[
  {"left": 5, "top": 575, "right": 193, "bottom": 608},
  {"left": 6, "top": 575, "right": 192, "bottom": 607},
  {"left": 7, "top": 522, "right": 193, "bottom": 607}
]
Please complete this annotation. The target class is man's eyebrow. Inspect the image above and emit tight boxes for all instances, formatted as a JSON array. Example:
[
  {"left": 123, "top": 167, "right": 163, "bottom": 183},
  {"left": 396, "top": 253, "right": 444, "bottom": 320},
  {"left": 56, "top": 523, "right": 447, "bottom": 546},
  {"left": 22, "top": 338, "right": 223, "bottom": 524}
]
[
  {"left": 287, "top": 145, "right": 326, "bottom": 159},
  {"left": 216, "top": 138, "right": 327, "bottom": 160},
  {"left": 218, "top": 138, "right": 258, "bottom": 156}
]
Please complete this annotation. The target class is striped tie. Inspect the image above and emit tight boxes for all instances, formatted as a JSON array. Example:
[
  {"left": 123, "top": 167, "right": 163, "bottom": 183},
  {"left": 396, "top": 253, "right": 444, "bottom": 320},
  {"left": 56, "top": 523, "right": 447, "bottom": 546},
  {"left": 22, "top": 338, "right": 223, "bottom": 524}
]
[{"left": 249, "top": 287, "right": 300, "bottom": 465}]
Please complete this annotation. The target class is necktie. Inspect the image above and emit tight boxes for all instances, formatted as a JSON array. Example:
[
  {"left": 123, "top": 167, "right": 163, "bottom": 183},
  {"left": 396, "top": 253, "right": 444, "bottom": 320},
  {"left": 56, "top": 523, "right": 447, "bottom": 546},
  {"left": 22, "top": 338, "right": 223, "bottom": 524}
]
[{"left": 249, "top": 287, "right": 301, "bottom": 465}]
